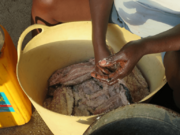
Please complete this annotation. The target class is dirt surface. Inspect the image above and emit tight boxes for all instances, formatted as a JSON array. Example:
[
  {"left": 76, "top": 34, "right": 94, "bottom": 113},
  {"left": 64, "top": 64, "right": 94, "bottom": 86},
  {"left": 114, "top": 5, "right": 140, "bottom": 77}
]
[
  {"left": 0, "top": 0, "right": 32, "bottom": 49},
  {"left": 0, "top": 109, "right": 53, "bottom": 135},
  {"left": 0, "top": 0, "right": 53, "bottom": 134}
]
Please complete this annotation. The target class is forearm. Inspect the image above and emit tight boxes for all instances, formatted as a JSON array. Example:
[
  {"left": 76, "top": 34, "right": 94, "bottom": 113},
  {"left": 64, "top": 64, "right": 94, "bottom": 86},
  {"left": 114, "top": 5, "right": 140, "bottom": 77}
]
[
  {"left": 143, "top": 24, "right": 180, "bottom": 54},
  {"left": 89, "top": 0, "right": 114, "bottom": 62}
]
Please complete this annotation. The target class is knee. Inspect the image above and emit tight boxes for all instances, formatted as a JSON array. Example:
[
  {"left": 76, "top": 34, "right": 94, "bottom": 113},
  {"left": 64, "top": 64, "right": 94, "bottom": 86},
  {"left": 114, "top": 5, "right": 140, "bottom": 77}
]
[
  {"left": 32, "top": 0, "right": 55, "bottom": 9},
  {"left": 164, "top": 51, "right": 180, "bottom": 88},
  {"left": 31, "top": 0, "right": 58, "bottom": 34},
  {"left": 164, "top": 51, "right": 180, "bottom": 108},
  {"left": 32, "top": 0, "right": 55, "bottom": 13},
  {"left": 32, "top": 0, "right": 59, "bottom": 25}
]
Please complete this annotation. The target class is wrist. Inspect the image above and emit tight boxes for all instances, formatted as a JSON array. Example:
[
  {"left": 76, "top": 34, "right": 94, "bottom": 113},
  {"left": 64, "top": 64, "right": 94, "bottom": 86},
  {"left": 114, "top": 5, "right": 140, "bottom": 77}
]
[
  {"left": 93, "top": 45, "right": 111, "bottom": 64},
  {"left": 139, "top": 38, "right": 151, "bottom": 56},
  {"left": 93, "top": 41, "right": 109, "bottom": 55}
]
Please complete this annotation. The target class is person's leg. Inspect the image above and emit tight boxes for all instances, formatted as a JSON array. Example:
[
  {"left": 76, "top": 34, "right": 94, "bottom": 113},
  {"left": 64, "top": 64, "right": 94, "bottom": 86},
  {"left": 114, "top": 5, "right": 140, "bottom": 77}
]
[
  {"left": 164, "top": 50, "right": 180, "bottom": 109},
  {"left": 31, "top": 0, "right": 91, "bottom": 35}
]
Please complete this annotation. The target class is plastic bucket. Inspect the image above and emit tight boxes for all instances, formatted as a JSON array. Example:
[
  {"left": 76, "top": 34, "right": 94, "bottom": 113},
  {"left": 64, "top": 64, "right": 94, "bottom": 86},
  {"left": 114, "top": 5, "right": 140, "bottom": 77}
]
[{"left": 16, "top": 21, "right": 166, "bottom": 135}]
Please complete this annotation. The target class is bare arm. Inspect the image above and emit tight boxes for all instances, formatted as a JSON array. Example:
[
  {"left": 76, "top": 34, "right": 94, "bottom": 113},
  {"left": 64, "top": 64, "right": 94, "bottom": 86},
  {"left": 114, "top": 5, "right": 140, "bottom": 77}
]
[
  {"left": 96, "top": 24, "right": 180, "bottom": 85},
  {"left": 144, "top": 24, "right": 180, "bottom": 54},
  {"left": 89, "top": 0, "right": 114, "bottom": 64}
]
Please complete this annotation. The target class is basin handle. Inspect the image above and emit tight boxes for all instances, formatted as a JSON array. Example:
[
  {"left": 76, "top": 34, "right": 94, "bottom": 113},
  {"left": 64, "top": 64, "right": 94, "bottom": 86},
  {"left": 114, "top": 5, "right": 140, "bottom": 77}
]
[{"left": 17, "top": 24, "right": 48, "bottom": 61}]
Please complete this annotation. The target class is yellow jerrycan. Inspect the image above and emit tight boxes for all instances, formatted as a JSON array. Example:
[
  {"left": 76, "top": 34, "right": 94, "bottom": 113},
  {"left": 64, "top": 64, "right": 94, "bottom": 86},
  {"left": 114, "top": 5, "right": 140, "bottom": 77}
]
[{"left": 0, "top": 25, "right": 32, "bottom": 128}]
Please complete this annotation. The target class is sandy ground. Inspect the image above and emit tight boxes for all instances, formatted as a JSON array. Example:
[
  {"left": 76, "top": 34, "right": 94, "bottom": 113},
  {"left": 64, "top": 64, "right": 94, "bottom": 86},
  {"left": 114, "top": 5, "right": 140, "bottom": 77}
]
[
  {"left": 0, "top": 109, "right": 53, "bottom": 135},
  {"left": 0, "top": 0, "right": 53, "bottom": 134},
  {"left": 0, "top": 0, "right": 32, "bottom": 48}
]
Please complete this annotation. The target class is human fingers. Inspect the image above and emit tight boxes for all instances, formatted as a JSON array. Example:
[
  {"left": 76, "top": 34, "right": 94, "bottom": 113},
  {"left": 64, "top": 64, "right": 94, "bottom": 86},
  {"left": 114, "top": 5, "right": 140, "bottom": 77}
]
[
  {"left": 91, "top": 71, "right": 118, "bottom": 85},
  {"left": 108, "top": 67, "right": 122, "bottom": 78},
  {"left": 97, "top": 65, "right": 111, "bottom": 75},
  {"left": 99, "top": 59, "right": 116, "bottom": 67},
  {"left": 108, "top": 66, "right": 126, "bottom": 82},
  {"left": 98, "top": 54, "right": 118, "bottom": 67},
  {"left": 91, "top": 70, "right": 109, "bottom": 80},
  {"left": 107, "top": 60, "right": 126, "bottom": 77}
]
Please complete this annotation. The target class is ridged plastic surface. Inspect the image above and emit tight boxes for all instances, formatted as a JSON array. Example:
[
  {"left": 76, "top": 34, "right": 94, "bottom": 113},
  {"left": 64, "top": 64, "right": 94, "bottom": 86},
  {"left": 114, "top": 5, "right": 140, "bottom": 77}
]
[{"left": 0, "top": 25, "right": 32, "bottom": 128}]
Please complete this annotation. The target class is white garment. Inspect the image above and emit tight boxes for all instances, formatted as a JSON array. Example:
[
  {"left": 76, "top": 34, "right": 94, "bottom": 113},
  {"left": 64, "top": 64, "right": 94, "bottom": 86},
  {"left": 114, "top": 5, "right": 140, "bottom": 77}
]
[{"left": 114, "top": 0, "right": 180, "bottom": 37}]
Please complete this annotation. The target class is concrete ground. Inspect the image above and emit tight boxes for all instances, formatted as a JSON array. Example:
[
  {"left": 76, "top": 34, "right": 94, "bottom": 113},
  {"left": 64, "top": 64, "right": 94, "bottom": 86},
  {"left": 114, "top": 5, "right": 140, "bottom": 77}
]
[{"left": 0, "top": 0, "right": 53, "bottom": 134}]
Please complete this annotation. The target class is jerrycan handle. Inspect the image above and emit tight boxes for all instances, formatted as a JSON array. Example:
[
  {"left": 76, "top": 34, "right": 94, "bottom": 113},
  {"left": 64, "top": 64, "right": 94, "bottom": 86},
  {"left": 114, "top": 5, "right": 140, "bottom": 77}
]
[
  {"left": 17, "top": 24, "right": 49, "bottom": 62},
  {"left": 0, "top": 26, "right": 4, "bottom": 52}
]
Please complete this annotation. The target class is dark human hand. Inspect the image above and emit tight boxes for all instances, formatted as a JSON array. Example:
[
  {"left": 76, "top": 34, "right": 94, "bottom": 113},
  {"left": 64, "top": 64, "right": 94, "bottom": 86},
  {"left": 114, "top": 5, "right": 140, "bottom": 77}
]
[
  {"left": 91, "top": 44, "right": 111, "bottom": 80},
  {"left": 93, "top": 40, "right": 146, "bottom": 85}
]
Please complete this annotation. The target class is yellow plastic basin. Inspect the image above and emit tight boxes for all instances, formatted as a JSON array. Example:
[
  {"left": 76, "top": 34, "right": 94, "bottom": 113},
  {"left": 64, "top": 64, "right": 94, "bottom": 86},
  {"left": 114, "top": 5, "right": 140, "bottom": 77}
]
[{"left": 16, "top": 21, "right": 166, "bottom": 135}]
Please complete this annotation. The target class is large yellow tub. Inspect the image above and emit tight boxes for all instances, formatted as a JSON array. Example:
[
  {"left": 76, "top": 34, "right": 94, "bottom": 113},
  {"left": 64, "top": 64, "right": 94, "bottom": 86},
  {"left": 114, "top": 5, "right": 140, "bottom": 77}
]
[{"left": 16, "top": 21, "right": 166, "bottom": 135}]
